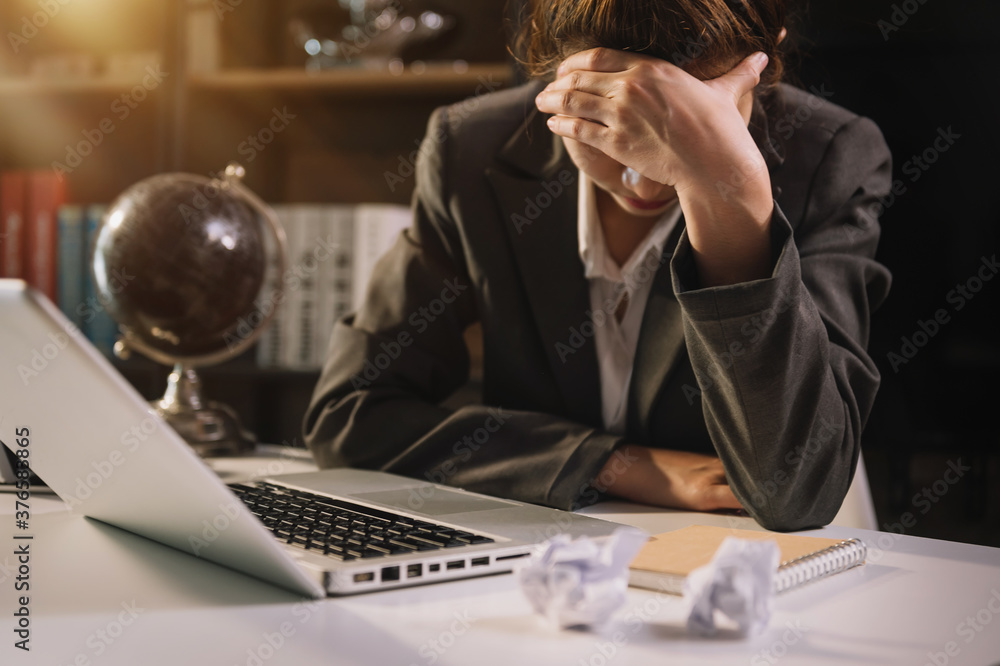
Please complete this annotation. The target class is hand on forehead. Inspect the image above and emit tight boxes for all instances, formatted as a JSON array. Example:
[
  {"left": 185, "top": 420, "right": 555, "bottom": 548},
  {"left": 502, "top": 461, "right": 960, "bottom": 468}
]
[{"left": 548, "top": 47, "right": 769, "bottom": 106}]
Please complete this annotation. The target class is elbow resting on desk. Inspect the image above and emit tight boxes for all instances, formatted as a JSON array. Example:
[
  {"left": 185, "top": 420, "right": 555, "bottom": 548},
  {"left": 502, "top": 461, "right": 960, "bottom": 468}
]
[{"left": 720, "top": 407, "right": 861, "bottom": 532}]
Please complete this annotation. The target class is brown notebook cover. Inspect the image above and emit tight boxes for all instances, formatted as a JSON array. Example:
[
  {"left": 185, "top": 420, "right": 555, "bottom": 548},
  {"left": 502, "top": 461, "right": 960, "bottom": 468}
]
[{"left": 629, "top": 525, "right": 866, "bottom": 595}]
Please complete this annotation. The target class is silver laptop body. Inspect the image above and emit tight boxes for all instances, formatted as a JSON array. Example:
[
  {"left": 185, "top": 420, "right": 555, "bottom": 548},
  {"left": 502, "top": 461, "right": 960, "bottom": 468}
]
[{"left": 0, "top": 280, "right": 623, "bottom": 597}]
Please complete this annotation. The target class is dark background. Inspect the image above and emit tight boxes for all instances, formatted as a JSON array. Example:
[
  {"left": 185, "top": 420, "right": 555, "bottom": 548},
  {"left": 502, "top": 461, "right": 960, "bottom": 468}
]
[{"left": 778, "top": 0, "right": 999, "bottom": 545}]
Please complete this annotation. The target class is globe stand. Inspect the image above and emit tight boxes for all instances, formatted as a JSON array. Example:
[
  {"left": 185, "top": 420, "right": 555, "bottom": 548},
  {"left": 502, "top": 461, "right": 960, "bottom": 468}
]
[{"left": 153, "top": 363, "right": 254, "bottom": 457}]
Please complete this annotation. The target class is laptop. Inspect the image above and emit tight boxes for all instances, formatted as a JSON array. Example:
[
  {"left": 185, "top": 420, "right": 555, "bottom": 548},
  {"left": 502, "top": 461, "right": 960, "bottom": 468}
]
[{"left": 0, "top": 280, "right": 625, "bottom": 598}]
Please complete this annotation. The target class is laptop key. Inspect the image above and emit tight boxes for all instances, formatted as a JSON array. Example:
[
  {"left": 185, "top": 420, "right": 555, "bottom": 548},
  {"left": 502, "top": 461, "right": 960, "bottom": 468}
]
[
  {"left": 399, "top": 538, "right": 441, "bottom": 551},
  {"left": 466, "top": 536, "right": 495, "bottom": 544},
  {"left": 408, "top": 534, "right": 449, "bottom": 548}
]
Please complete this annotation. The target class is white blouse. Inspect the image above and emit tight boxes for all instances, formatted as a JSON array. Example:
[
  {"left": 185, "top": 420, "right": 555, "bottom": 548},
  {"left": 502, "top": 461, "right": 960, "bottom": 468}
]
[{"left": 577, "top": 171, "right": 682, "bottom": 434}]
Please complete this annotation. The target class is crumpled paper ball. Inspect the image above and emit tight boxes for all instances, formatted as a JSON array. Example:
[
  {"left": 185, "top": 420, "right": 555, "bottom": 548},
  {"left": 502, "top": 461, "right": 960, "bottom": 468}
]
[
  {"left": 517, "top": 527, "right": 648, "bottom": 629},
  {"left": 683, "top": 536, "right": 780, "bottom": 637}
]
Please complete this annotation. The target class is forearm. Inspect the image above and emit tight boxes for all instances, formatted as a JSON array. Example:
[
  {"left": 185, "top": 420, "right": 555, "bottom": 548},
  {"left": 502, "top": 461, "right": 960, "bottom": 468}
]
[
  {"left": 673, "top": 211, "right": 880, "bottom": 531},
  {"left": 679, "top": 170, "right": 775, "bottom": 288},
  {"left": 307, "top": 385, "right": 623, "bottom": 510},
  {"left": 596, "top": 445, "right": 743, "bottom": 512}
]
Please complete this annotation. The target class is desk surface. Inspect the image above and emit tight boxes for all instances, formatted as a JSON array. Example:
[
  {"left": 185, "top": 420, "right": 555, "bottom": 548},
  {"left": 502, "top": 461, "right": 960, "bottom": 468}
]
[{"left": 2, "top": 453, "right": 999, "bottom": 666}]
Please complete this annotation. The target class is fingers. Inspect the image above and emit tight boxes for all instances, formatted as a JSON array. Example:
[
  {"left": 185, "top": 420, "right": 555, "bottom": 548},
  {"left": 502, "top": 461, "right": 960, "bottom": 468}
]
[
  {"left": 534, "top": 87, "right": 610, "bottom": 125},
  {"left": 544, "top": 113, "right": 605, "bottom": 147},
  {"left": 542, "top": 69, "right": 618, "bottom": 97},
  {"left": 694, "top": 459, "right": 744, "bottom": 511},
  {"left": 709, "top": 51, "right": 768, "bottom": 102},
  {"left": 556, "top": 47, "right": 640, "bottom": 77},
  {"left": 535, "top": 74, "right": 615, "bottom": 145}
]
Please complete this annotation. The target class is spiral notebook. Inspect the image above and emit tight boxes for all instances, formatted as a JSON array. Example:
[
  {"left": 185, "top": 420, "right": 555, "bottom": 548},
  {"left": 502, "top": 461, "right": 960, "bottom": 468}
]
[{"left": 628, "top": 525, "right": 867, "bottom": 595}]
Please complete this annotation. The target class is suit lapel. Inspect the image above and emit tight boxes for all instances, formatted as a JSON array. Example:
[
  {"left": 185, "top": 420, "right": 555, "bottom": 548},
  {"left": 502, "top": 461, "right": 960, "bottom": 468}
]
[
  {"left": 487, "top": 99, "right": 602, "bottom": 428},
  {"left": 625, "top": 222, "right": 686, "bottom": 442}
]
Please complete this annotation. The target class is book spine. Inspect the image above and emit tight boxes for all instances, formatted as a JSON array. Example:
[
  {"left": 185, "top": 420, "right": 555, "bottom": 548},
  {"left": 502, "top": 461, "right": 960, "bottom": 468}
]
[
  {"left": 300, "top": 206, "right": 322, "bottom": 368},
  {"left": 255, "top": 204, "right": 285, "bottom": 368},
  {"left": 314, "top": 205, "right": 354, "bottom": 364},
  {"left": 313, "top": 205, "right": 334, "bottom": 366},
  {"left": 57, "top": 204, "right": 86, "bottom": 329},
  {"left": 1, "top": 171, "right": 27, "bottom": 278},
  {"left": 295, "top": 206, "right": 322, "bottom": 368},
  {"left": 279, "top": 205, "right": 304, "bottom": 369},
  {"left": 257, "top": 205, "right": 290, "bottom": 367},
  {"left": 83, "top": 205, "right": 117, "bottom": 357},
  {"left": 334, "top": 205, "right": 355, "bottom": 329},
  {"left": 25, "top": 171, "right": 66, "bottom": 302}
]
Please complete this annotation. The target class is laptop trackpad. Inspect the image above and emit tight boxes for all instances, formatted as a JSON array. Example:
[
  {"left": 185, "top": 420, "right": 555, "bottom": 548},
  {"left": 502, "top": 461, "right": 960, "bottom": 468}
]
[{"left": 350, "top": 488, "right": 518, "bottom": 516}]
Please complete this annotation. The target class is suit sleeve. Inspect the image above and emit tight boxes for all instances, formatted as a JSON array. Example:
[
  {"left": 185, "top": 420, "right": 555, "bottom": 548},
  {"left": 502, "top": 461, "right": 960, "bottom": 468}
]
[
  {"left": 670, "top": 115, "right": 892, "bottom": 531},
  {"left": 303, "top": 107, "right": 622, "bottom": 510}
]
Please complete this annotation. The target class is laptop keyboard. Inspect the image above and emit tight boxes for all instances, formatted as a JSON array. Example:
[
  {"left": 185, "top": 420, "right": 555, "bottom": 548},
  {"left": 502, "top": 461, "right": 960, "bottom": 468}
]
[{"left": 229, "top": 481, "right": 495, "bottom": 561}]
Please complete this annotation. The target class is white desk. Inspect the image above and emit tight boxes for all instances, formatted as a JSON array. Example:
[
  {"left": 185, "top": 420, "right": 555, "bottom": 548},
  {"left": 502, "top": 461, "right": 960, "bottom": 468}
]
[{"left": 2, "top": 452, "right": 999, "bottom": 666}]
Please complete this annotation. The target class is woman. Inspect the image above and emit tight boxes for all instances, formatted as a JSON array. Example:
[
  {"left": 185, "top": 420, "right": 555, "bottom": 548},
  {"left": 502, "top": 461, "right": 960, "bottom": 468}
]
[{"left": 304, "top": 0, "right": 891, "bottom": 531}]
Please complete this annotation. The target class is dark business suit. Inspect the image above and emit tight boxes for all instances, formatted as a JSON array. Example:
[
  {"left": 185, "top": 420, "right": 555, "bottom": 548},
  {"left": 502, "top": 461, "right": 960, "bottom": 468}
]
[{"left": 304, "top": 80, "right": 891, "bottom": 531}]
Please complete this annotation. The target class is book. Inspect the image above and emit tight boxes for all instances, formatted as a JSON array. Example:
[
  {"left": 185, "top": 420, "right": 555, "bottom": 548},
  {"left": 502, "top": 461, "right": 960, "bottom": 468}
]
[
  {"left": 294, "top": 205, "right": 324, "bottom": 368},
  {"left": 82, "top": 205, "right": 117, "bottom": 357},
  {"left": 1, "top": 170, "right": 27, "bottom": 279},
  {"left": 628, "top": 525, "right": 867, "bottom": 595},
  {"left": 257, "top": 205, "right": 294, "bottom": 368},
  {"left": 255, "top": 204, "right": 286, "bottom": 368},
  {"left": 57, "top": 204, "right": 86, "bottom": 329},
  {"left": 314, "top": 205, "right": 354, "bottom": 364},
  {"left": 279, "top": 205, "right": 308, "bottom": 369},
  {"left": 25, "top": 170, "right": 67, "bottom": 302}
]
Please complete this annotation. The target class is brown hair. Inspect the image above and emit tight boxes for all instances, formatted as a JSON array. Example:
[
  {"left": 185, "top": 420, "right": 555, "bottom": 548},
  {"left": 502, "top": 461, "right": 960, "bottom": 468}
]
[{"left": 513, "top": 0, "right": 787, "bottom": 87}]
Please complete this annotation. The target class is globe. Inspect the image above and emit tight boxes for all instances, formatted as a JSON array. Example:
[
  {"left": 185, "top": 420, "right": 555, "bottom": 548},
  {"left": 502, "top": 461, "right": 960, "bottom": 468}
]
[{"left": 93, "top": 164, "right": 285, "bottom": 455}]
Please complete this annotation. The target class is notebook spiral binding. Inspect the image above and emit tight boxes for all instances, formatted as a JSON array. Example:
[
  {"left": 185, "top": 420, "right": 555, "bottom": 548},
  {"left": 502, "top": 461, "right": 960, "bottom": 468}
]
[{"left": 774, "top": 538, "right": 867, "bottom": 594}]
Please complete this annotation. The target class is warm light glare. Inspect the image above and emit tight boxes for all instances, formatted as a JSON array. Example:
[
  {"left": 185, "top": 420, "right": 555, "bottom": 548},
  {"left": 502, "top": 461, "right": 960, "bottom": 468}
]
[
  {"left": 107, "top": 209, "right": 125, "bottom": 230},
  {"left": 206, "top": 219, "right": 236, "bottom": 251}
]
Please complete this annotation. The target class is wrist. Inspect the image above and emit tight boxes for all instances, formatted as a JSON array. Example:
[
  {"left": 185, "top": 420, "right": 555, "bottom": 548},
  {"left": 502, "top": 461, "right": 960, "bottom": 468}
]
[
  {"left": 681, "top": 180, "right": 775, "bottom": 287},
  {"left": 679, "top": 159, "right": 771, "bottom": 212}
]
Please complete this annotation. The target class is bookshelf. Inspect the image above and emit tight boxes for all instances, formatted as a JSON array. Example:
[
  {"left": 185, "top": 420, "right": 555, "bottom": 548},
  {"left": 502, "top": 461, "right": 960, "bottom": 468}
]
[{"left": 0, "top": 0, "right": 510, "bottom": 446}]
